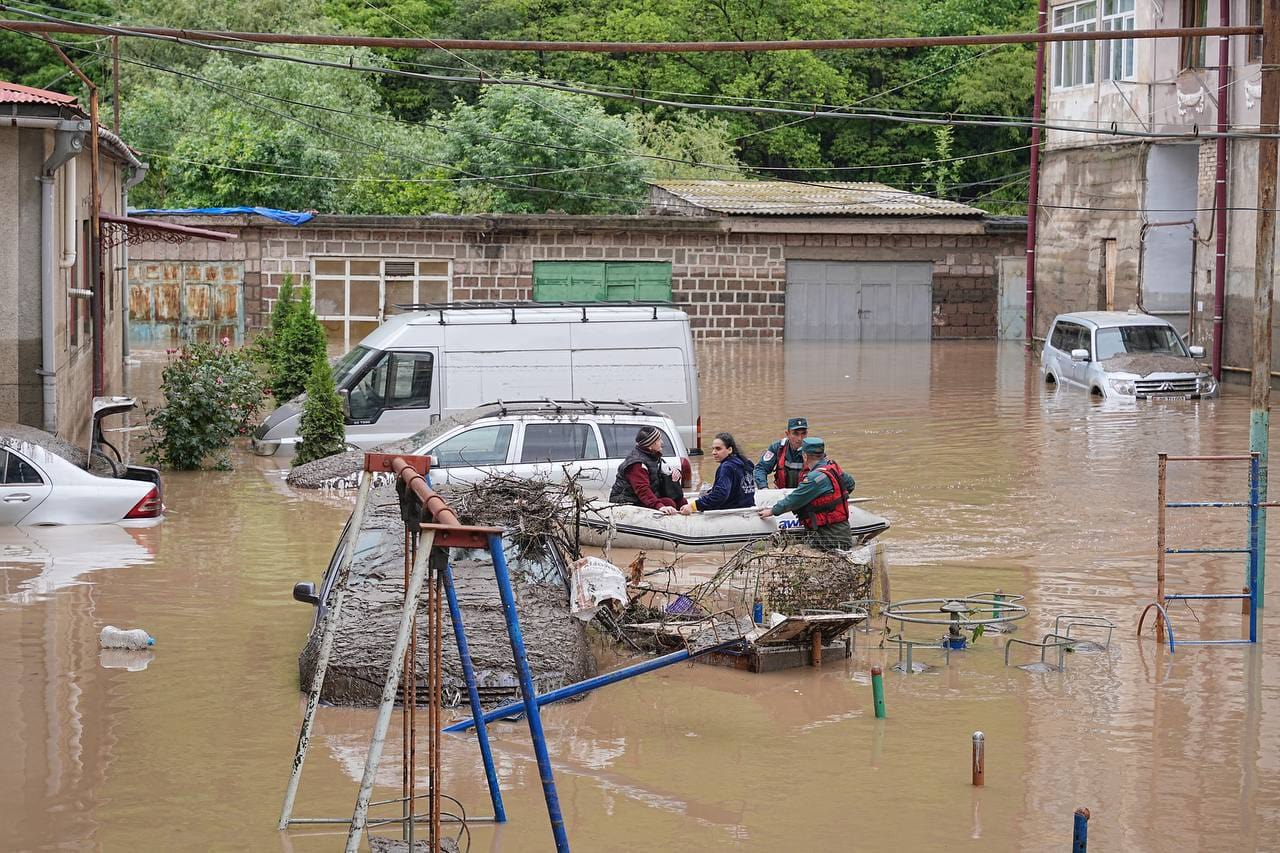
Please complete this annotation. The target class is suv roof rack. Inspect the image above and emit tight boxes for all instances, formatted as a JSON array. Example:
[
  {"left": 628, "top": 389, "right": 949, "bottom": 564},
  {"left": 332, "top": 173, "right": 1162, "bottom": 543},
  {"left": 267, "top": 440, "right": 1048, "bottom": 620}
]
[
  {"left": 486, "top": 398, "right": 658, "bottom": 418},
  {"left": 393, "top": 300, "right": 675, "bottom": 323}
]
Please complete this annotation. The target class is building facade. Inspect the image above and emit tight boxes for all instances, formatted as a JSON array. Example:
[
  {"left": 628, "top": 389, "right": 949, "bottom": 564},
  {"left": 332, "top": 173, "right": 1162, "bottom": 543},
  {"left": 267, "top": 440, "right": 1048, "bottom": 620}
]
[
  {"left": 1037, "top": 0, "right": 1267, "bottom": 373},
  {"left": 128, "top": 182, "right": 1027, "bottom": 350}
]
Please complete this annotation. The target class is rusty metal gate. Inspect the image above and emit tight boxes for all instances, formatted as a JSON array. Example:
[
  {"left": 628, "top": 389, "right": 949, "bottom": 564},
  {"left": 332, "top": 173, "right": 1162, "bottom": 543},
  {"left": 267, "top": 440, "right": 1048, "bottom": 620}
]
[{"left": 127, "top": 261, "right": 245, "bottom": 349}]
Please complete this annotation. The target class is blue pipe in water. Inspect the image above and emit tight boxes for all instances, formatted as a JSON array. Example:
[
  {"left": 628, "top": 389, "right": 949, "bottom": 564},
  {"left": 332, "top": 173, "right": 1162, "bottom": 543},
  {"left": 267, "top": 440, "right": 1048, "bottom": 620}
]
[
  {"left": 488, "top": 533, "right": 570, "bottom": 852},
  {"left": 446, "top": 640, "right": 740, "bottom": 734},
  {"left": 1072, "top": 807, "right": 1090, "bottom": 852},
  {"left": 441, "top": 558, "right": 506, "bottom": 822}
]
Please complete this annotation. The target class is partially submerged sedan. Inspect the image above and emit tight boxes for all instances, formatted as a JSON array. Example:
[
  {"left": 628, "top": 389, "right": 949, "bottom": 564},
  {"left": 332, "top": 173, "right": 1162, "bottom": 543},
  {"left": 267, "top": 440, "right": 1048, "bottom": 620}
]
[
  {"left": 1041, "top": 311, "right": 1218, "bottom": 400},
  {"left": 0, "top": 398, "right": 163, "bottom": 525}
]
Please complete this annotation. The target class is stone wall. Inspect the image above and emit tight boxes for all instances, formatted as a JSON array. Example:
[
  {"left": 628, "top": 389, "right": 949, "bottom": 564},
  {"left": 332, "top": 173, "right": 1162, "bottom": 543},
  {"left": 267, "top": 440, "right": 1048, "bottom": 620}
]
[
  {"left": 129, "top": 214, "right": 1026, "bottom": 343},
  {"left": 1034, "top": 142, "right": 1147, "bottom": 338}
]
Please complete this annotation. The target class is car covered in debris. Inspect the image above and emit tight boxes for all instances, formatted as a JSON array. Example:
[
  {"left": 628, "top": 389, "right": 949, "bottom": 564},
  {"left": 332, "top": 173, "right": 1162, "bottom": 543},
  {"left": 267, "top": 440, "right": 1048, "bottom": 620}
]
[
  {"left": 0, "top": 398, "right": 163, "bottom": 526},
  {"left": 1041, "top": 311, "right": 1218, "bottom": 400}
]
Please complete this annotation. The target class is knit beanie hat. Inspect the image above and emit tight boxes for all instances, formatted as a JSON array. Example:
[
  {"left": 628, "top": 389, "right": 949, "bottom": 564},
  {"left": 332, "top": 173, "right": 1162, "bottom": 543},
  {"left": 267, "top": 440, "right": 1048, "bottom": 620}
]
[{"left": 635, "top": 426, "right": 662, "bottom": 447}]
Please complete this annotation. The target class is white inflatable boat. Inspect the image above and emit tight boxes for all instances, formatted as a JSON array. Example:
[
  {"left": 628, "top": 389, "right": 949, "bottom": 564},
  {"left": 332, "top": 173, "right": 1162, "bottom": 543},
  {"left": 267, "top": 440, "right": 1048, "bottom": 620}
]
[{"left": 578, "top": 489, "right": 890, "bottom": 552}]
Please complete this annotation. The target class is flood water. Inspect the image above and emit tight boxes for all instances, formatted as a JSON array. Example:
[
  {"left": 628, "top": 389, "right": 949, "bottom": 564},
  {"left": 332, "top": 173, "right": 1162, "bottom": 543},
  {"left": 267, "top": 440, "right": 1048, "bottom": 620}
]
[{"left": 2, "top": 340, "right": 1278, "bottom": 852}]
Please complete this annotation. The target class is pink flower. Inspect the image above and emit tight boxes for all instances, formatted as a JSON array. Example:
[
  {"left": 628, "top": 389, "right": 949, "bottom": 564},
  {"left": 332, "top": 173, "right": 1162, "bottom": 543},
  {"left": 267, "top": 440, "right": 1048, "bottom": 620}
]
[
  {"left": 216, "top": 376, "right": 224, "bottom": 386},
  {"left": 165, "top": 348, "right": 176, "bottom": 355},
  {"left": 220, "top": 336, "right": 231, "bottom": 346}
]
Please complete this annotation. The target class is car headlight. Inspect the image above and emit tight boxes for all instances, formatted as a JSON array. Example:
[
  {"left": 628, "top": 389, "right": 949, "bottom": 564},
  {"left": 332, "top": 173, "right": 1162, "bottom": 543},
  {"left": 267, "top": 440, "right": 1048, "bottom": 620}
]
[
  {"left": 1109, "top": 379, "right": 1136, "bottom": 396},
  {"left": 1198, "top": 376, "right": 1218, "bottom": 395}
]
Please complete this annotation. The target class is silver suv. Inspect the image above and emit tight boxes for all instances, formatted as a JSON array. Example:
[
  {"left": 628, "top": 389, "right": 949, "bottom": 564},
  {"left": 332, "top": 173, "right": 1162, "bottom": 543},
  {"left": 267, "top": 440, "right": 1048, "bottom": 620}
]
[
  {"left": 1042, "top": 311, "right": 1217, "bottom": 400},
  {"left": 413, "top": 400, "right": 693, "bottom": 492}
]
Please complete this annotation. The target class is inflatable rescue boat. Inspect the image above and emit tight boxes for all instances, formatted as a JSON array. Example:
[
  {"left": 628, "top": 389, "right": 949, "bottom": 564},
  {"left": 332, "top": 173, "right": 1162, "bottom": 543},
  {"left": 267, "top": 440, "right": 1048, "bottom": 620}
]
[{"left": 578, "top": 488, "right": 890, "bottom": 552}]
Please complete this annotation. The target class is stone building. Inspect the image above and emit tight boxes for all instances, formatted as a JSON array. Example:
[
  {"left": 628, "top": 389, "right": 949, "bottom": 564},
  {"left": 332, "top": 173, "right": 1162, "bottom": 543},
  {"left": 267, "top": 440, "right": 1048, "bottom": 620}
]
[
  {"left": 126, "top": 181, "right": 1026, "bottom": 350},
  {"left": 1036, "top": 0, "right": 1268, "bottom": 374}
]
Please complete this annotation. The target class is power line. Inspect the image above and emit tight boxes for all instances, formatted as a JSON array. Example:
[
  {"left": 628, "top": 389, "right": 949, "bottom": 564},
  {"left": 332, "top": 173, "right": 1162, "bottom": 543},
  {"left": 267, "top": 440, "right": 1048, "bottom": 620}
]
[{"left": 0, "top": 13, "right": 1261, "bottom": 53}]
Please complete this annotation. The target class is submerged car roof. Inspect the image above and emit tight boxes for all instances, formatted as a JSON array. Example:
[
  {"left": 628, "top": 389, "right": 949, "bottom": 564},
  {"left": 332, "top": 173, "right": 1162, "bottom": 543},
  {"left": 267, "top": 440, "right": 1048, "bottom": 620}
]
[
  {"left": 358, "top": 304, "right": 691, "bottom": 351},
  {"left": 1057, "top": 311, "right": 1172, "bottom": 329}
]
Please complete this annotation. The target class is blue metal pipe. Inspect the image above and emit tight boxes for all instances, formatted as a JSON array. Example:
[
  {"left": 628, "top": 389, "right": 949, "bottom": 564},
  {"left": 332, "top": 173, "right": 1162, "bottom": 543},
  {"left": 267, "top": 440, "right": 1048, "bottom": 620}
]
[
  {"left": 1177, "top": 639, "right": 1256, "bottom": 645},
  {"left": 441, "top": 559, "right": 506, "bottom": 823},
  {"left": 1166, "top": 501, "right": 1252, "bottom": 507},
  {"left": 487, "top": 534, "right": 570, "bottom": 852},
  {"left": 1164, "top": 593, "right": 1250, "bottom": 600},
  {"left": 446, "top": 641, "right": 739, "bottom": 734},
  {"left": 1250, "top": 453, "right": 1261, "bottom": 639},
  {"left": 1072, "top": 807, "right": 1089, "bottom": 851}
]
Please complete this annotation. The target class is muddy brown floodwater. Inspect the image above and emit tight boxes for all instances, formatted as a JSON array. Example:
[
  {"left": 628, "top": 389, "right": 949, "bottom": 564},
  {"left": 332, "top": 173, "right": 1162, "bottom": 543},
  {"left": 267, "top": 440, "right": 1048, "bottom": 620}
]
[{"left": 2, "top": 341, "right": 1278, "bottom": 852}]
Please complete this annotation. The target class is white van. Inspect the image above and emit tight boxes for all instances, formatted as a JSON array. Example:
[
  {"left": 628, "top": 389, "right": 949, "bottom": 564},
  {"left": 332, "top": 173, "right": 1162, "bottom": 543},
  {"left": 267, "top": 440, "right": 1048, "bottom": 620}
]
[{"left": 252, "top": 303, "right": 702, "bottom": 455}]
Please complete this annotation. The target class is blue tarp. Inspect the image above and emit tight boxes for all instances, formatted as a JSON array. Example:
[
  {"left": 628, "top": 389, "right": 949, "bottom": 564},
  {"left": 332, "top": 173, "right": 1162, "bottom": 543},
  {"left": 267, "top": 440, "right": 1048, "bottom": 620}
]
[{"left": 128, "top": 206, "right": 314, "bottom": 226}]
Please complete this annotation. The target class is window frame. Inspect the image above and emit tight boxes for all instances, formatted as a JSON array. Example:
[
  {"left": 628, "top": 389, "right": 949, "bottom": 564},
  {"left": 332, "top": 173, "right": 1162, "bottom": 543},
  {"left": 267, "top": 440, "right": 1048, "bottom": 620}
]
[
  {"left": 310, "top": 257, "right": 452, "bottom": 352},
  {"left": 597, "top": 422, "right": 677, "bottom": 458},
  {"left": 1249, "top": 0, "right": 1263, "bottom": 62},
  {"left": 1052, "top": 1, "right": 1099, "bottom": 90},
  {"left": 1180, "top": 0, "right": 1209, "bottom": 69},
  {"left": 1, "top": 448, "right": 46, "bottom": 486},
  {"left": 1100, "top": 0, "right": 1136, "bottom": 82}
]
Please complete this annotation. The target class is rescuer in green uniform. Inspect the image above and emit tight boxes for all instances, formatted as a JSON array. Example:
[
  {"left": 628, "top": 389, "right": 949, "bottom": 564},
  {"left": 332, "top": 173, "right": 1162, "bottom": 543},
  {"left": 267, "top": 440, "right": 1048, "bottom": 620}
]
[
  {"left": 758, "top": 437, "right": 856, "bottom": 551},
  {"left": 754, "top": 416, "right": 811, "bottom": 489}
]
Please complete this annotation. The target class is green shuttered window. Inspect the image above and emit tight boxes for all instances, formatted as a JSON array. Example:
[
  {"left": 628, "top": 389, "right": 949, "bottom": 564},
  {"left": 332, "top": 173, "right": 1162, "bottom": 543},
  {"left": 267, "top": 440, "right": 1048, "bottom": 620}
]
[{"left": 532, "top": 261, "right": 672, "bottom": 302}]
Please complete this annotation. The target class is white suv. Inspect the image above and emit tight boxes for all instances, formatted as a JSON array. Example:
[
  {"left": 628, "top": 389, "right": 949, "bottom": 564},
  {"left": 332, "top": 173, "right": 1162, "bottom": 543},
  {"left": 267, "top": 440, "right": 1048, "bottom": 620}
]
[
  {"left": 1042, "top": 311, "right": 1217, "bottom": 400},
  {"left": 414, "top": 400, "right": 693, "bottom": 492}
]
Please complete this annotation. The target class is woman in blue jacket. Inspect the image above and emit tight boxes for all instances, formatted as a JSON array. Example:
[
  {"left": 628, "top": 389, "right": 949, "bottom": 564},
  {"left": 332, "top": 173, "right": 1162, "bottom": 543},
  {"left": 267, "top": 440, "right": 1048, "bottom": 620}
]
[{"left": 681, "top": 432, "right": 756, "bottom": 514}]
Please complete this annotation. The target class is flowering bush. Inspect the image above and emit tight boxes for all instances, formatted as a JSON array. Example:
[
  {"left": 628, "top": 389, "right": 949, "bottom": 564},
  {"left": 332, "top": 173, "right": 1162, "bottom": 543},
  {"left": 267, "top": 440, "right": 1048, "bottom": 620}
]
[{"left": 143, "top": 338, "right": 267, "bottom": 470}]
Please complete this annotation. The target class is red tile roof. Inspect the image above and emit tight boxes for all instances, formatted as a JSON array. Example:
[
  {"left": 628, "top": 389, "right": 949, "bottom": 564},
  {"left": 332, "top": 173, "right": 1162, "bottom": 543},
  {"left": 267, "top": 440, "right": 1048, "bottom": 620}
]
[{"left": 0, "top": 79, "right": 79, "bottom": 107}]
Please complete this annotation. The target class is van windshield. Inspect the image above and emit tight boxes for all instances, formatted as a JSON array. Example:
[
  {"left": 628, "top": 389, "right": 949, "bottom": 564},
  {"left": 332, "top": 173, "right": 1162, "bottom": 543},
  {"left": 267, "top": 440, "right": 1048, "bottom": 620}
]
[
  {"left": 1095, "top": 326, "right": 1187, "bottom": 360},
  {"left": 332, "top": 346, "right": 373, "bottom": 387}
]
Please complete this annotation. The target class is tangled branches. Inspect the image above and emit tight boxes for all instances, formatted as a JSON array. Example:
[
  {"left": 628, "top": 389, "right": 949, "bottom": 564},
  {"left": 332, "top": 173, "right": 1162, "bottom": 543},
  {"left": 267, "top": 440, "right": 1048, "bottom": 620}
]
[{"left": 446, "top": 469, "right": 590, "bottom": 562}]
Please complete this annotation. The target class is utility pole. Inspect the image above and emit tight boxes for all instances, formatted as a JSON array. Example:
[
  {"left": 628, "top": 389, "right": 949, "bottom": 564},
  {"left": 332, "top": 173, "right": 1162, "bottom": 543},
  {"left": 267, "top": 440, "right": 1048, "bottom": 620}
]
[
  {"left": 112, "top": 36, "right": 120, "bottom": 135},
  {"left": 1250, "top": 0, "right": 1279, "bottom": 608},
  {"left": 1025, "top": 0, "right": 1047, "bottom": 346}
]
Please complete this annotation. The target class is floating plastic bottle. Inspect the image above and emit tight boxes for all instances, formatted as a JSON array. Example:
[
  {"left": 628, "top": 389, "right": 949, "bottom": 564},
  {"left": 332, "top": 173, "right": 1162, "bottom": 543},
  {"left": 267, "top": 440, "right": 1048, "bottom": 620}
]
[{"left": 99, "top": 625, "right": 155, "bottom": 650}]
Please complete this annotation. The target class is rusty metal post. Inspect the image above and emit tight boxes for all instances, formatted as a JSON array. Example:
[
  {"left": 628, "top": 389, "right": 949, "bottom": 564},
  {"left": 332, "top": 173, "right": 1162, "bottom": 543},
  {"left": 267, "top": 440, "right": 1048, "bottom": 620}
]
[
  {"left": 1024, "top": 0, "right": 1047, "bottom": 345},
  {"left": 972, "top": 731, "right": 985, "bottom": 786},
  {"left": 811, "top": 630, "right": 822, "bottom": 667},
  {"left": 112, "top": 36, "right": 120, "bottom": 135},
  {"left": 1156, "top": 453, "right": 1167, "bottom": 642},
  {"left": 1211, "top": 0, "right": 1231, "bottom": 380},
  {"left": 1251, "top": 0, "right": 1280, "bottom": 609}
]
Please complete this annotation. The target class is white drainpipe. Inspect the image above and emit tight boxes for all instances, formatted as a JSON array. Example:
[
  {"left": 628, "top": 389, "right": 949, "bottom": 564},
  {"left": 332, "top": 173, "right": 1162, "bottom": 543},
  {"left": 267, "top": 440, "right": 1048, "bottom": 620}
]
[
  {"left": 59, "top": 155, "right": 77, "bottom": 269},
  {"left": 38, "top": 175, "right": 58, "bottom": 432}
]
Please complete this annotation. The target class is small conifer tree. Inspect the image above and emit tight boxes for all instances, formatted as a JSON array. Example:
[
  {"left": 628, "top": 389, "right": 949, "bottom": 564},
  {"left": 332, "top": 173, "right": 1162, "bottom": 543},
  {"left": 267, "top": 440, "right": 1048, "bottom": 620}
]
[
  {"left": 294, "top": 353, "right": 348, "bottom": 465},
  {"left": 253, "top": 274, "right": 296, "bottom": 382},
  {"left": 270, "top": 283, "right": 328, "bottom": 402}
]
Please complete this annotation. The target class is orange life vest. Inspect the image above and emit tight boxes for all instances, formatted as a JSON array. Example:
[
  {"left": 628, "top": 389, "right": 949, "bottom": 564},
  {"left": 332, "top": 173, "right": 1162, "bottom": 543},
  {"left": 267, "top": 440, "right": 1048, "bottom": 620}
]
[{"left": 799, "top": 461, "right": 850, "bottom": 530}]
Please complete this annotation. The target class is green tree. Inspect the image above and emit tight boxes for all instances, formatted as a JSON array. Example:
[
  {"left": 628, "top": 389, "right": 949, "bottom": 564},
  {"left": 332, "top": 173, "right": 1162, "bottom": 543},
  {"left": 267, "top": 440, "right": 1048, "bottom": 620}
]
[
  {"left": 294, "top": 354, "right": 348, "bottom": 465},
  {"left": 626, "top": 113, "right": 743, "bottom": 180},
  {"left": 271, "top": 285, "right": 329, "bottom": 402},
  {"left": 439, "top": 84, "right": 652, "bottom": 214},
  {"left": 121, "top": 50, "right": 449, "bottom": 212},
  {"left": 252, "top": 273, "right": 296, "bottom": 377}
]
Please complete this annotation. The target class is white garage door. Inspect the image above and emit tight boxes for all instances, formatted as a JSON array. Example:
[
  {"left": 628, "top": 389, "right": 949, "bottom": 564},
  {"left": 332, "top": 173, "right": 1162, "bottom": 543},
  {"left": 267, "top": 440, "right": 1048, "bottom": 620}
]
[{"left": 785, "top": 261, "right": 933, "bottom": 341}]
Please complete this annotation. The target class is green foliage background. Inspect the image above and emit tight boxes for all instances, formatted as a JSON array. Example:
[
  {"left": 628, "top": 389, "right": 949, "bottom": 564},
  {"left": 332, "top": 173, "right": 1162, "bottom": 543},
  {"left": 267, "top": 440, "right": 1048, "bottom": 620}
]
[{"left": 1, "top": 0, "right": 1033, "bottom": 214}]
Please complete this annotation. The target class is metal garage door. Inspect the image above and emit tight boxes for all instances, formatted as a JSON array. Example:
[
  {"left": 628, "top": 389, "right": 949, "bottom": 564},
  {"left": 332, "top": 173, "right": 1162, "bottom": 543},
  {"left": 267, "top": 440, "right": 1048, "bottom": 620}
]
[{"left": 785, "top": 261, "right": 933, "bottom": 341}]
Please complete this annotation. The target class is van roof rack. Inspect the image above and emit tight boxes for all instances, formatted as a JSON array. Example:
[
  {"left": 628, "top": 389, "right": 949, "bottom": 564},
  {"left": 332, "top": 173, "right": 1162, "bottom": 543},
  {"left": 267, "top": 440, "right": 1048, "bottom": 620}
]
[
  {"left": 485, "top": 399, "right": 659, "bottom": 418},
  {"left": 394, "top": 300, "right": 675, "bottom": 323}
]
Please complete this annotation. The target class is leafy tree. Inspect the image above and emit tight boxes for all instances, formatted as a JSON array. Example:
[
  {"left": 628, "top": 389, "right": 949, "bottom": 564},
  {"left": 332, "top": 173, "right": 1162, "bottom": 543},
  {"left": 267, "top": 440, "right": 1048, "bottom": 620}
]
[
  {"left": 271, "top": 285, "right": 329, "bottom": 402},
  {"left": 121, "top": 50, "right": 447, "bottom": 212},
  {"left": 0, "top": 0, "right": 114, "bottom": 93},
  {"left": 626, "top": 113, "right": 743, "bottom": 180},
  {"left": 294, "top": 354, "right": 348, "bottom": 465},
  {"left": 439, "top": 84, "right": 652, "bottom": 214}
]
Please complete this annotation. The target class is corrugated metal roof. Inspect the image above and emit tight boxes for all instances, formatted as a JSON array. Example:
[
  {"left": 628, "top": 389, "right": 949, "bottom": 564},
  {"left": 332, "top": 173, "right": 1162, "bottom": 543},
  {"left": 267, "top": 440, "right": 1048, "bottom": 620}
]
[
  {"left": 0, "top": 80, "right": 78, "bottom": 107},
  {"left": 651, "top": 180, "right": 983, "bottom": 217}
]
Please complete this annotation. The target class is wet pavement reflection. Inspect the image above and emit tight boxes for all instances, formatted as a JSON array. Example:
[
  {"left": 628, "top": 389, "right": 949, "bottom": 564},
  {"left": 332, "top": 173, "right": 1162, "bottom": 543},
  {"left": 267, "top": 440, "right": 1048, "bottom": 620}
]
[{"left": 2, "top": 341, "right": 1278, "bottom": 852}]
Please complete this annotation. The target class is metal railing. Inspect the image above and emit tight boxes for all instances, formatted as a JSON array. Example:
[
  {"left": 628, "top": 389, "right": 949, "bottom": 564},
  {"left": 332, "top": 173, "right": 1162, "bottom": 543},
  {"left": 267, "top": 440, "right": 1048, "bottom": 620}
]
[{"left": 1138, "top": 452, "right": 1269, "bottom": 652}]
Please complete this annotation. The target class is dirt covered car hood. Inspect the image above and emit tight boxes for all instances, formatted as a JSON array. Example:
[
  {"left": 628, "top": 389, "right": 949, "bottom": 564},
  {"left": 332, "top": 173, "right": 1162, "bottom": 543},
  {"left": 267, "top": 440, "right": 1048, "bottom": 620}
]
[{"left": 1098, "top": 353, "right": 1206, "bottom": 377}]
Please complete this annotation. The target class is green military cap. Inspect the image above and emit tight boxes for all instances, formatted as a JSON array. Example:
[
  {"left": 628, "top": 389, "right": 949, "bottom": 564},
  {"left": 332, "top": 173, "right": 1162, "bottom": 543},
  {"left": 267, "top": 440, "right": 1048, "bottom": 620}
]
[
  {"left": 801, "top": 436, "right": 825, "bottom": 455},
  {"left": 787, "top": 416, "right": 809, "bottom": 431}
]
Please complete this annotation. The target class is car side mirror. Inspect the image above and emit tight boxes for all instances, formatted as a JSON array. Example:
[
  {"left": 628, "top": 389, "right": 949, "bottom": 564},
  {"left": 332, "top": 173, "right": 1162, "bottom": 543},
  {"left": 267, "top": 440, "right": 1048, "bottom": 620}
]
[
  {"left": 1070, "top": 348, "right": 1090, "bottom": 362},
  {"left": 338, "top": 388, "right": 351, "bottom": 422},
  {"left": 1188, "top": 345, "right": 1205, "bottom": 358},
  {"left": 292, "top": 581, "right": 320, "bottom": 606}
]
